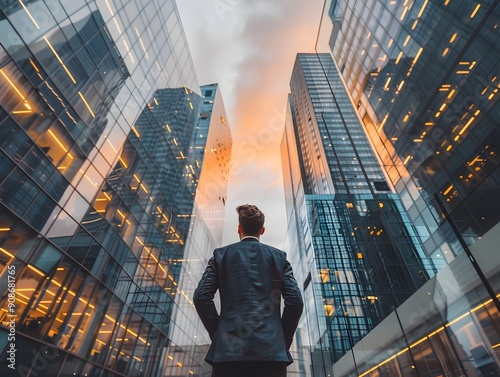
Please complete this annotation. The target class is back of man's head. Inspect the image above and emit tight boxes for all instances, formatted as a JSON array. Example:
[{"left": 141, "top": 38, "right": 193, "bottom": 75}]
[{"left": 236, "top": 204, "right": 265, "bottom": 237}]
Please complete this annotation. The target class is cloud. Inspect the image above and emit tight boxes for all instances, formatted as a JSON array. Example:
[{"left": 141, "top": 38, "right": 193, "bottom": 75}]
[
  {"left": 223, "top": 161, "right": 287, "bottom": 247},
  {"left": 176, "top": 0, "right": 324, "bottom": 248}
]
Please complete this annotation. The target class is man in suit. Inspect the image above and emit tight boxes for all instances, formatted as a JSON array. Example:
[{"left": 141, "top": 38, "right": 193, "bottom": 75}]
[{"left": 193, "top": 204, "right": 304, "bottom": 377}]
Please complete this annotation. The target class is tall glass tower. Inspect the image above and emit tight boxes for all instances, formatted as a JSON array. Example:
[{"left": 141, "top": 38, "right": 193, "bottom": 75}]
[
  {"left": 281, "top": 53, "right": 430, "bottom": 372},
  {"left": 162, "top": 84, "right": 232, "bottom": 377},
  {"left": 0, "top": 1, "right": 231, "bottom": 376},
  {"left": 322, "top": 0, "right": 500, "bottom": 266},
  {"left": 312, "top": 1, "right": 500, "bottom": 376}
]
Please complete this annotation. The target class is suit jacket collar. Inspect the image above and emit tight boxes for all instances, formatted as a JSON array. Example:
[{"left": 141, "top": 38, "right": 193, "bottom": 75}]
[{"left": 240, "top": 236, "right": 260, "bottom": 242}]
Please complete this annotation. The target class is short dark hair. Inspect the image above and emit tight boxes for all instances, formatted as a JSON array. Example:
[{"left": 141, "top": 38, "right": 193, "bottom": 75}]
[{"left": 236, "top": 204, "right": 265, "bottom": 236}]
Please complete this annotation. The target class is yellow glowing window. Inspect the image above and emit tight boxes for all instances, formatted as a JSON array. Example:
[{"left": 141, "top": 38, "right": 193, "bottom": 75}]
[
  {"left": 400, "top": 6, "right": 409, "bottom": 21},
  {"left": 43, "top": 36, "right": 77, "bottom": 84},
  {"left": 1, "top": 247, "right": 15, "bottom": 258},
  {"left": 418, "top": 0, "right": 429, "bottom": 17},
  {"left": 443, "top": 184, "right": 454, "bottom": 195},
  {"left": 395, "top": 51, "right": 404, "bottom": 65},
  {"left": 131, "top": 125, "right": 140, "bottom": 138},
  {"left": 459, "top": 117, "right": 475, "bottom": 135},
  {"left": 78, "top": 91, "right": 95, "bottom": 117},
  {"left": 470, "top": 4, "right": 481, "bottom": 18},
  {"left": 320, "top": 269, "right": 330, "bottom": 283},
  {"left": 324, "top": 304, "right": 335, "bottom": 316},
  {"left": 383, "top": 77, "right": 392, "bottom": 91}
]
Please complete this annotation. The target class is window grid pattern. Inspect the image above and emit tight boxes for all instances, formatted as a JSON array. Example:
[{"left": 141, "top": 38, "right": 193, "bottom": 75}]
[
  {"left": 0, "top": 1, "right": 229, "bottom": 376},
  {"left": 282, "top": 53, "right": 432, "bottom": 366}
]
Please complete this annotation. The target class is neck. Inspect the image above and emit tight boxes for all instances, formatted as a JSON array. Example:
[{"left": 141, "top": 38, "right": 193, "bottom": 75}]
[{"left": 240, "top": 234, "right": 260, "bottom": 240}]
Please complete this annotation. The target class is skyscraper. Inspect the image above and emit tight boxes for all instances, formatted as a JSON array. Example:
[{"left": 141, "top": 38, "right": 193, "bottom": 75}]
[
  {"left": 162, "top": 84, "right": 232, "bottom": 377},
  {"left": 281, "top": 53, "right": 430, "bottom": 373},
  {"left": 322, "top": 0, "right": 500, "bottom": 266},
  {"left": 0, "top": 2, "right": 231, "bottom": 376},
  {"left": 311, "top": 1, "right": 500, "bottom": 375}
]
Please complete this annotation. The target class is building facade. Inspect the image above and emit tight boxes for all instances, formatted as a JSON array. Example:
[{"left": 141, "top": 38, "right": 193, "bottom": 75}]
[
  {"left": 312, "top": 0, "right": 500, "bottom": 375},
  {"left": 163, "top": 84, "right": 232, "bottom": 377},
  {"left": 323, "top": 0, "right": 500, "bottom": 265},
  {"left": 0, "top": 1, "right": 231, "bottom": 376},
  {"left": 281, "top": 53, "right": 432, "bottom": 374}
]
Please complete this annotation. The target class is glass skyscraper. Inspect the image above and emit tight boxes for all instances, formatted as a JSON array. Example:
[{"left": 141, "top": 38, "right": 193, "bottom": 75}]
[
  {"left": 162, "top": 84, "right": 232, "bottom": 377},
  {"left": 309, "top": 0, "right": 500, "bottom": 375},
  {"left": 281, "top": 53, "right": 432, "bottom": 374},
  {"left": 0, "top": 1, "right": 231, "bottom": 376},
  {"left": 322, "top": 0, "right": 500, "bottom": 265}
]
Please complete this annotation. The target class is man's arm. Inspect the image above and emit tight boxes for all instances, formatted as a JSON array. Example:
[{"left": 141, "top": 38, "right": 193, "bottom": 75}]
[
  {"left": 281, "top": 257, "right": 304, "bottom": 349},
  {"left": 193, "top": 254, "right": 219, "bottom": 339}
]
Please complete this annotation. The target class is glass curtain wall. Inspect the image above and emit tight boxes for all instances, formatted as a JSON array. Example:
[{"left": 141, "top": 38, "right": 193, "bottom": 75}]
[
  {"left": 282, "top": 53, "right": 433, "bottom": 375},
  {"left": 312, "top": 0, "right": 500, "bottom": 376},
  {"left": 0, "top": 1, "right": 231, "bottom": 377}
]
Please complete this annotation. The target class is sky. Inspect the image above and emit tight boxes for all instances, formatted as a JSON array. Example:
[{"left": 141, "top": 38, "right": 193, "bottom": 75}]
[{"left": 176, "top": 0, "right": 325, "bottom": 248}]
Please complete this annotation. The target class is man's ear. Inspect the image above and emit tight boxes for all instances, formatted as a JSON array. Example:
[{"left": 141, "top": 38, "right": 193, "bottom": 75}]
[
  {"left": 260, "top": 226, "right": 266, "bottom": 235},
  {"left": 237, "top": 224, "right": 242, "bottom": 235}
]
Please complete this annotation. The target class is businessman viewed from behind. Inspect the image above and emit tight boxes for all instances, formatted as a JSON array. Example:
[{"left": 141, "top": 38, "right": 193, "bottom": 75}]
[{"left": 193, "top": 204, "right": 304, "bottom": 377}]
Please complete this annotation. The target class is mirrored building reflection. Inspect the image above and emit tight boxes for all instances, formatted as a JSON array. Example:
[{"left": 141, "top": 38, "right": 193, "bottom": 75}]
[
  {"left": 0, "top": 1, "right": 231, "bottom": 376},
  {"left": 310, "top": 0, "right": 500, "bottom": 375},
  {"left": 322, "top": 0, "right": 500, "bottom": 263}
]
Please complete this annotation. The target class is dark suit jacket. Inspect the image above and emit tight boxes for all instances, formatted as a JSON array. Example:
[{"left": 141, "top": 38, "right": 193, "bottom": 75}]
[{"left": 193, "top": 238, "right": 304, "bottom": 365}]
